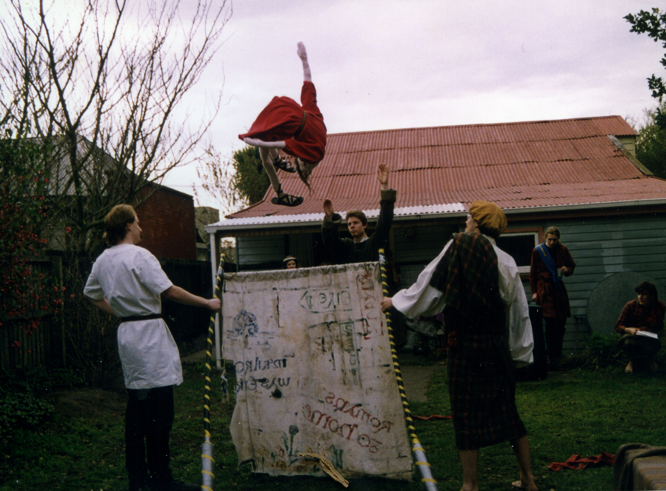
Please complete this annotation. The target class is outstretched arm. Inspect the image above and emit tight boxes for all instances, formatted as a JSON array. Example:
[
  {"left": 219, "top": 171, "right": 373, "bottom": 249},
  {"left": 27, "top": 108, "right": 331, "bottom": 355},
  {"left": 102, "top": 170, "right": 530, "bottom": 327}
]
[
  {"left": 297, "top": 42, "right": 311, "bottom": 82},
  {"left": 162, "top": 285, "right": 220, "bottom": 311},
  {"left": 244, "top": 137, "right": 286, "bottom": 149}
]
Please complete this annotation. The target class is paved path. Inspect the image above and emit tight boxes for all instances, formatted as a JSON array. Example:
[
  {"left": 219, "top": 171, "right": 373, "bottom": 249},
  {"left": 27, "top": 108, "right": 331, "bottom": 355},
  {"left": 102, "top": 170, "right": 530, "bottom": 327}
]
[{"left": 399, "top": 364, "right": 440, "bottom": 402}]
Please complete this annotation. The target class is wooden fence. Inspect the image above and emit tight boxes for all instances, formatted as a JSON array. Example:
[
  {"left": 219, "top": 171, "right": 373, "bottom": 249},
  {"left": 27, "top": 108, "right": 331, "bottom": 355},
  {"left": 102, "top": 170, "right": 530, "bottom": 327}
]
[{"left": 0, "top": 254, "right": 214, "bottom": 372}]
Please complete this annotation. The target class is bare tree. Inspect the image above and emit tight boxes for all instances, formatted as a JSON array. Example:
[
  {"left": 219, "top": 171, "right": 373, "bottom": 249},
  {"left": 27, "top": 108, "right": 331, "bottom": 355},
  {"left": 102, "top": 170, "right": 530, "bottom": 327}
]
[
  {"left": 195, "top": 145, "right": 270, "bottom": 216},
  {"left": 0, "top": 0, "right": 231, "bottom": 251}
]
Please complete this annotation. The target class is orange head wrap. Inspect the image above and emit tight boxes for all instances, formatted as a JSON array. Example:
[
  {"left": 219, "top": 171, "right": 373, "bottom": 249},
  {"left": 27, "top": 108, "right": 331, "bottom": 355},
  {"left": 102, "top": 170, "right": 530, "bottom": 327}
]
[{"left": 469, "top": 200, "right": 507, "bottom": 238}]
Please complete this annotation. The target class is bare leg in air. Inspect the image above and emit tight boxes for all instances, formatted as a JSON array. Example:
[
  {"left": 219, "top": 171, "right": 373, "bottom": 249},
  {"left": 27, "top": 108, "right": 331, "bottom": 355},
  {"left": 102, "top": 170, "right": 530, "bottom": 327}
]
[{"left": 241, "top": 42, "right": 318, "bottom": 207}]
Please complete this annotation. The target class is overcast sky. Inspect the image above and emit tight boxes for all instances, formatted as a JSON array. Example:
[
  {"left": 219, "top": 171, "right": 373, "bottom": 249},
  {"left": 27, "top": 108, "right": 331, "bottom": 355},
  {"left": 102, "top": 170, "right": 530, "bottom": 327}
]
[{"left": 159, "top": 0, "right": 663, "bottom": 209}]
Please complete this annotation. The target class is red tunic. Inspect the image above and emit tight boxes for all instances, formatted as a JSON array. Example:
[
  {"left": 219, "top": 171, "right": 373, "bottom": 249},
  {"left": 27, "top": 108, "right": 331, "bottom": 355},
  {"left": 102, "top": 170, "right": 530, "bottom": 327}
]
[{"left": 238, "top": 81, "right": 326, "bottom": 164}]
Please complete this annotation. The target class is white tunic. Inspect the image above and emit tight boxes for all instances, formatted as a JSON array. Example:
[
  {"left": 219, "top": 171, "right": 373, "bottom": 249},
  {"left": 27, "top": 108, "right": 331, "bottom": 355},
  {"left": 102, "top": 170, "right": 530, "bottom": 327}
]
[
  {"left": 84, "top": 244, "right": 184, "bottom": 389},
  {"left": 392, "top": 236, "right": 534, "bottom": 366}
]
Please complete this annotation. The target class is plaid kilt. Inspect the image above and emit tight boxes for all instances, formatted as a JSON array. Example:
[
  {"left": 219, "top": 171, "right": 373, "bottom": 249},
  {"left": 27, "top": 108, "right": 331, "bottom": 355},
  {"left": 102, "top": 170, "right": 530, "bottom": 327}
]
[{"left": 446, "top": 309, "right": 528, "bottom": 450}]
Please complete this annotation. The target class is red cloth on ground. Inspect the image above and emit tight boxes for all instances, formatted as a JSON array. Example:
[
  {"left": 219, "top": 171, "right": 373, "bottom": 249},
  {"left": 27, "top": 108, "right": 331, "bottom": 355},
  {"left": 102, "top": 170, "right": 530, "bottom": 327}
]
[
  {"left": 412, "top": 414, "right": 452, "bottom": 421},
  {"left": 238, "top": 81, "right": 326, "bottom": 164},
  {"left": 549, "top": 452, "right": 615, "bottom": 471}
]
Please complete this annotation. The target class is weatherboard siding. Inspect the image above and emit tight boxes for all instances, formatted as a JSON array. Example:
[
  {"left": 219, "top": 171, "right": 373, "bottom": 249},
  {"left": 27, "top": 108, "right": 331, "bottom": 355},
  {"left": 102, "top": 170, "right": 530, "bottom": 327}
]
[
  {"left": 237, "top": 235, "right": 285, "bottom": 267},
  {"left": 512, "top": 213, "right": 666, "bottom": 355},
  {"left": 389, "top": 213, "right": 666, "bottom": 356},
  {"left": 232, "top": 212, "right": 666, "bottom": 356}
]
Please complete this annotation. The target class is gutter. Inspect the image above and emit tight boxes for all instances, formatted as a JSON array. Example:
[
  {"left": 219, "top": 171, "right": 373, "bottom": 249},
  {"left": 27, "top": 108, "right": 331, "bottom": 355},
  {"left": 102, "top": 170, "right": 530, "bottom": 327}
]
[{"left": 205, "top": 198, "right": 666, "bottom": 234}]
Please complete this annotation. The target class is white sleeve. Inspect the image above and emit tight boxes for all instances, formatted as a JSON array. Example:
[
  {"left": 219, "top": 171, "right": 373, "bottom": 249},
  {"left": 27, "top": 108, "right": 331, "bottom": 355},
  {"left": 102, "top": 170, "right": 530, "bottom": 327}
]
[
  {"left": 137, "top": 251, "right": 173, "bottom": 295},
  {"left": 83, "top": 263, "right": 105, "bottom": 301},
  {"left": 498, "top": 252, "right": 534, "bottom": 366},
  {"left": 391, "top": 240, "right": 452, "bottom": 319}
]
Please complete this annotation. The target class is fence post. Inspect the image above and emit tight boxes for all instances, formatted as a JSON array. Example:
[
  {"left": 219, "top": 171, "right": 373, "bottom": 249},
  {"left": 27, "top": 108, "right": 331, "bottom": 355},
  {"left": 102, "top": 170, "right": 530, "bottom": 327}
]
[{"left": 51, "top": 255, "right": 66, "bottom": 367}]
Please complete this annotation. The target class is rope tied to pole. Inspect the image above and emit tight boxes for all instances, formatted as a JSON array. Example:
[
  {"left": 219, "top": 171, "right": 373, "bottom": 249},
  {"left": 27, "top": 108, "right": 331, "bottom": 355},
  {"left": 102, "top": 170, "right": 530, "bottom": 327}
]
[{"left": 379, "top": 249, "right": 438, "bottom": 491}]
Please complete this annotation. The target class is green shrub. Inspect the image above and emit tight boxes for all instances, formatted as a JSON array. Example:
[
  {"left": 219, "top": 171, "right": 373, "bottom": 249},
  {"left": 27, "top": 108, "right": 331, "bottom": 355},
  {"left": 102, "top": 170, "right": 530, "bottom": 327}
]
[
  {"left": 0, "top": 367, "right": 83, "bottom": 446},
  {"left": 561, "top": 332, "right": 624, "bottom": 370},
  {"left": 0, "top": 391, "right": 54, "bottom": 445}
]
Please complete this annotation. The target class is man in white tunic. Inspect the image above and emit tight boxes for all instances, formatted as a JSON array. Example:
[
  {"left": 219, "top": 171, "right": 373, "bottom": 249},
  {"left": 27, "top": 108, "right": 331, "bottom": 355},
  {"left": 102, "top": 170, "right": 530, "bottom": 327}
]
[
  {"left": 381, "top": 201, "right": 537, "bottom": 491},
  {"left": 84, "top": 204, "right": 220, "bottom": 491}
]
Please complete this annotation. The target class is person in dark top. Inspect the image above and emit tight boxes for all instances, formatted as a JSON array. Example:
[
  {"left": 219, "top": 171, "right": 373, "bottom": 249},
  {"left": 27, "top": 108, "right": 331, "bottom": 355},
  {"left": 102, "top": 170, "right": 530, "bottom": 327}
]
[
  {"left": 615, "top": 281, "right": 665, "bottom": 373},
  {"left": 321, "top": 163, "right": 395, "bottom": 264}
]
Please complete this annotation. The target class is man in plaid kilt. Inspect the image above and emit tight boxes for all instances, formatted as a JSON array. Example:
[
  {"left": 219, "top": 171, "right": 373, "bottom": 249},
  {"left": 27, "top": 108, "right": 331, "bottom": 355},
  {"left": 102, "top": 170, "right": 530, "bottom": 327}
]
[{"left": 381, "top": 201, "right": 537, "bottom": 491}]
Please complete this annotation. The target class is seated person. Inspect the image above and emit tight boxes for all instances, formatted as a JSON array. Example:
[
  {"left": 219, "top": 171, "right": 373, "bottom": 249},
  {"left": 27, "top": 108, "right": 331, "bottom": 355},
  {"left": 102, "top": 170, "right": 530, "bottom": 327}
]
[{"left": 615, "top": 281, "right": 665, "bottom": 373}]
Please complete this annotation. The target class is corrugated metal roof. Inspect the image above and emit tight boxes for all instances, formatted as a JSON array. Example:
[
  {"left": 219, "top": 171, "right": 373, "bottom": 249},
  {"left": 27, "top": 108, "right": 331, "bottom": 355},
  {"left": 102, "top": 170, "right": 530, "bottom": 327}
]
[{"left": 215, "top": 115, "right": 664, "bottom": 231}]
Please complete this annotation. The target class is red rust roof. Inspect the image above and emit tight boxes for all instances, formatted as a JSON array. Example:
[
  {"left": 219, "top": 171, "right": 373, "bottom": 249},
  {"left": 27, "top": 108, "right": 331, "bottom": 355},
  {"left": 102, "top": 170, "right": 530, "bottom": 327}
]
[{"left": 227, "top": 115, "right": 664, "bottom": 219}]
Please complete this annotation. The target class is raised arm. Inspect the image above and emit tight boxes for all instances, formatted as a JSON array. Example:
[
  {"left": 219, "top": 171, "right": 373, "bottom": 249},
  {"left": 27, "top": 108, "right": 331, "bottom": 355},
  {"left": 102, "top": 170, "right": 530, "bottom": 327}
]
[
  {"left": 377, "top": 163, "right": 389, "bottom": 191},
  {"left": 297, "top": 42, "right": 311, "bottom": 82},
  {"left": 323, "top": 199, "right": 334, "bottom": 219}
]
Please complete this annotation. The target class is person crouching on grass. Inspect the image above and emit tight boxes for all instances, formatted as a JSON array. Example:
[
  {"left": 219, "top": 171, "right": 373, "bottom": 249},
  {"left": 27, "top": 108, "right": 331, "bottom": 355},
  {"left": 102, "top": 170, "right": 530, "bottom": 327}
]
[{"left": 615, "top": 281, "right": 665, "bottom": 373}]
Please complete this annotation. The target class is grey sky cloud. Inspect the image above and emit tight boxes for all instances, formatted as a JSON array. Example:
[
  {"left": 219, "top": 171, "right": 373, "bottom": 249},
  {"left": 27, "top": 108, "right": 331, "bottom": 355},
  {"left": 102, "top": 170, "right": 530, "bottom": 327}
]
[{"left": 8, "top": 0, "right": 659, "bottom": 206}]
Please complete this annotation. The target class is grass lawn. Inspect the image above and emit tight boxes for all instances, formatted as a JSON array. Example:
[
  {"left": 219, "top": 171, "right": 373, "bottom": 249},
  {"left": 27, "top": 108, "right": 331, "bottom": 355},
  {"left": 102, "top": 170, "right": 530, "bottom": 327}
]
[{"left": 1, "top": 359, "right": 666, "bottom": 491}]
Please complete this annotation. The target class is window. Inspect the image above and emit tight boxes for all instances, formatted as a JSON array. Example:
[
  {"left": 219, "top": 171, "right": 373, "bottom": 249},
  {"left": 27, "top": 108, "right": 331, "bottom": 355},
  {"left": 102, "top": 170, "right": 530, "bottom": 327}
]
[{"left": 495, "top": 229, "right": 541, "bottom": 274}]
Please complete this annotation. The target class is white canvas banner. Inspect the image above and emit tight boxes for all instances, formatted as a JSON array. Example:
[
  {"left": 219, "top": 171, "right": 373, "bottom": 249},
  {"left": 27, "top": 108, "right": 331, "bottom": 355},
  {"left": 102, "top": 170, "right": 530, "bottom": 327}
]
[{"left": 221, "top": 262, "right": 413, "bottom": 480}]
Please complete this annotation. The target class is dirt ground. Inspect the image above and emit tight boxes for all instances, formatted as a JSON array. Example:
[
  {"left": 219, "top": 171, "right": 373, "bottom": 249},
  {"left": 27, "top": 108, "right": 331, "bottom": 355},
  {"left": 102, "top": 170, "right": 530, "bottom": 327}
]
[{"left": 48, "top": 388, "right": 127, "bottom": 418}]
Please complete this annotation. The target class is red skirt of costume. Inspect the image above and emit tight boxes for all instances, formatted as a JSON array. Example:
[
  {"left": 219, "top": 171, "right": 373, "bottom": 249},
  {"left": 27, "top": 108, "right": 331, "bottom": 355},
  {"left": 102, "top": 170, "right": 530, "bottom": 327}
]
[{"left": 239, "top": 81, "right": 326, "bottom": 164}]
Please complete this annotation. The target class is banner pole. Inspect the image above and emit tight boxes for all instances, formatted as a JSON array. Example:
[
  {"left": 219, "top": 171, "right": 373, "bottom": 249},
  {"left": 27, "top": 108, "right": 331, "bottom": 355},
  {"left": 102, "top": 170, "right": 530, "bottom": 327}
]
[
  {"left": 201, "top": 254, "right": 225, "bottom": 491},
  {"left": 379, "top": 249, "right": 438, "bottom": 491}
]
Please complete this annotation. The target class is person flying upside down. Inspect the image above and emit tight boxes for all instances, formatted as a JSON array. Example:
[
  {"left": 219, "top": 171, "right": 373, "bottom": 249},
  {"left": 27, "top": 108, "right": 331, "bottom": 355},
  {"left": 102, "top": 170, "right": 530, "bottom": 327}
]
[{"left": 239, "top": 42, "right": 327, "bottom": 207}]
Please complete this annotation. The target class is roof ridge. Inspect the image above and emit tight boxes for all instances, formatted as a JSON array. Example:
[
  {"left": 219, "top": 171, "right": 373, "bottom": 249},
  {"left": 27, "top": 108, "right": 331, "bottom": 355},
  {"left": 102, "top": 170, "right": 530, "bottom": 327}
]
[{"left": 327, "top": 115, "right": 626, "bottom": 137}]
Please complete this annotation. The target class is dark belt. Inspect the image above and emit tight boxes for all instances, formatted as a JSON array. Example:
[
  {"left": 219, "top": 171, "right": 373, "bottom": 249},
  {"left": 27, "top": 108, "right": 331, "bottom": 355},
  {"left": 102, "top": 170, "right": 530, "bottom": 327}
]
[
  {"left": 293, "top": 111, "right": 308, "bottom": 138},
  {"left": 120, "top": 313, "right": 163, "bottom": 323}
]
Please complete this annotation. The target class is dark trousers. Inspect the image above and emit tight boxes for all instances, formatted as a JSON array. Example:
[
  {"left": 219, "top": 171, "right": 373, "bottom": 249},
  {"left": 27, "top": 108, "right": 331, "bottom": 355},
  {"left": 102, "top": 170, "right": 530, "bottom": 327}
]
[
  {"left": 126, "top": 385, "right": 174, "bottom": 489},
  {"left": 622, "top": 336, "right": 662, "bottom": 369},
  {"left": 544, "top": 317, "right": 567, "bottom": 361}
]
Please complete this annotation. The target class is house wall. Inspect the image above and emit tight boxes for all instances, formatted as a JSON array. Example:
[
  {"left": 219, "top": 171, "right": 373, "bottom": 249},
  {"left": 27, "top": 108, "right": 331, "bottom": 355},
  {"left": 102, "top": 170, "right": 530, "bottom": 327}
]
[
  {"left": 237, "top": 234, "right": 286, "bottom": 270},
  {"left": 229, "top": 211, "right": 666, "bottom": 356},
  {"left": 391, "top": 212, "right": 666, "bottom": 356},
  {"left": 392, "top": 223, "right": 457, "bottom": 288},
  {"left": 522, "top": 212, "right": 666, "bottom": 355},
  {"left": 136, "top": 187, "right": 197, "bottom": 260}
]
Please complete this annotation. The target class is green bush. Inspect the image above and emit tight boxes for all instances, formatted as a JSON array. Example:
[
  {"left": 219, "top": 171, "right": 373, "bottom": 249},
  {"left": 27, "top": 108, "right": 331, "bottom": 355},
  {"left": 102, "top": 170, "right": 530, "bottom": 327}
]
[
  {"left": 0, "top": 367, "right": 83, "bottom": 446},
  {"left": 0, "top": 391, "right": 54, "bottom": 445},
  {"left": 561, "top": 332, "right": 624, "bottom": 370}
]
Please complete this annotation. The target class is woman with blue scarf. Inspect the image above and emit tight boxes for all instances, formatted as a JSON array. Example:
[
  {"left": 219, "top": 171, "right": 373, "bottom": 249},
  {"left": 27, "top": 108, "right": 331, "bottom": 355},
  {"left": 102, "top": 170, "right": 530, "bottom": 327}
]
[{"left": 529, "top": 226, "right": 576, "bottom": 368}]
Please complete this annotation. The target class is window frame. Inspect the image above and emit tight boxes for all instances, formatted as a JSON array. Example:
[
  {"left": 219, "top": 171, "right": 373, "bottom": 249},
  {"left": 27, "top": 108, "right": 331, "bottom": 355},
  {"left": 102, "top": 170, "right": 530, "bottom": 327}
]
[{"left": 496, "top": 227, "right": 543, "bottom": 275}]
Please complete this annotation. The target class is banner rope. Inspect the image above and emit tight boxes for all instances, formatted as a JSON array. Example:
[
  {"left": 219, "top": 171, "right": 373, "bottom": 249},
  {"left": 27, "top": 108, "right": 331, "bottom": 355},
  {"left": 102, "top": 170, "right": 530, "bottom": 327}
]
[{"left": 379, "top": 249, "right": 438, "bottom": 491}]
